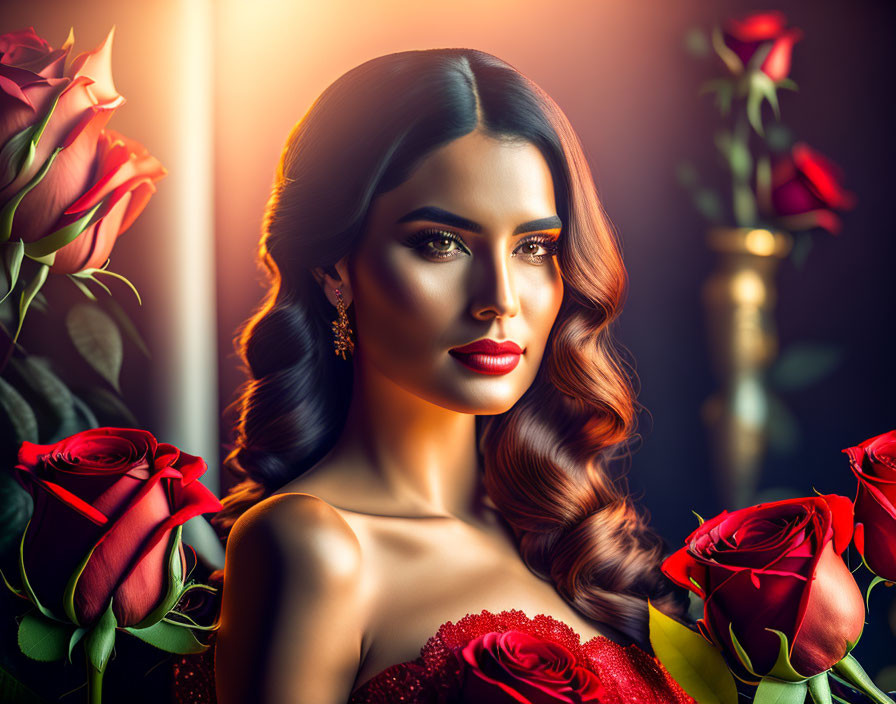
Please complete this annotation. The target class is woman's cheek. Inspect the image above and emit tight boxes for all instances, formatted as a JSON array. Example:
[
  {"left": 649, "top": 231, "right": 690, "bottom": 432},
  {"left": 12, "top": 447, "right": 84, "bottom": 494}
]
[
  {"left": 353, "top": 249, "right": 462, "bottom": 367},
  {"left": 518, "top": 258, "right": 564, "bottom": 343}
]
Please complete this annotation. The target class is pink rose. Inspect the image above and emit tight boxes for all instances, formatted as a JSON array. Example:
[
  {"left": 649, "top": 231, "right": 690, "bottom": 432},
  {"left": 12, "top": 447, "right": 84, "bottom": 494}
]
[{"left": 0, "top": 27, "right": 166, "bottom": 273}]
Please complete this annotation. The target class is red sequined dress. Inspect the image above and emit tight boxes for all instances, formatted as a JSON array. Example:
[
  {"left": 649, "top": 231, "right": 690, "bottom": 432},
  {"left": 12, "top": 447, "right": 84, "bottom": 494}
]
[{"left": 173, "top": 608, "right": 695, "bottom": 703}]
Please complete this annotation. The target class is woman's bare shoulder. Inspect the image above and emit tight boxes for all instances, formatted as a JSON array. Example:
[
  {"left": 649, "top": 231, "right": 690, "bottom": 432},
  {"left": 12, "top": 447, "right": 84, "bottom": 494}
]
[
  {"left": 217, "top": 493, "right": 365, "bottom": 703},
  {"left": 228, "top": 491, "right": 362, "bottom": 584}
]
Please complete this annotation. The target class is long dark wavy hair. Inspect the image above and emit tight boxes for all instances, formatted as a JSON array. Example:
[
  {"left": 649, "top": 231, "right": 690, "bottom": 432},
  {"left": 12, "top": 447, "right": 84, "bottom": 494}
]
[{"left": 214, "top": 48, "right": 686, "bottom": 645}]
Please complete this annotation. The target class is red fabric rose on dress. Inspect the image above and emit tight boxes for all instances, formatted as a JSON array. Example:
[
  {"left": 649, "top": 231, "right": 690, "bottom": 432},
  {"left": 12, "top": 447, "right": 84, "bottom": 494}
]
[
  {"left": 662, "top": 495, "right": 864, "bottom": 679},
  {"left": 721, "top": 10, "right": 802, "bottom": 81},
  {"left": 456, "top": 629, "right": 606, "bottom": 704},
  {"left": 14, "top": 427, "right": 222, "bottom": 628},
  {"left": 844, "top": 430, "right": 896, "bottom": 581}
]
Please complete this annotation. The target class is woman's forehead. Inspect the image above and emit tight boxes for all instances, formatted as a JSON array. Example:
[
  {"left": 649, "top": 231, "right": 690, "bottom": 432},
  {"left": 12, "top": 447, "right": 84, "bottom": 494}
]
[{"left": 367, "top": 132, "right": 558, "bottom": 233}]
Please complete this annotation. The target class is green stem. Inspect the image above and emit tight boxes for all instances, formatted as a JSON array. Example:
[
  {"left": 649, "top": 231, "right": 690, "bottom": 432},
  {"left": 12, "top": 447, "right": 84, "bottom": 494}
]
[
  {"left": 86, "top": 650, "right": 103, "bottom": 704},
  {"left": 832, "top": 654, "right": 892, "bottom": 704},
  {"left": 731, "top": 106, "right": 757, "bottom": 227}
]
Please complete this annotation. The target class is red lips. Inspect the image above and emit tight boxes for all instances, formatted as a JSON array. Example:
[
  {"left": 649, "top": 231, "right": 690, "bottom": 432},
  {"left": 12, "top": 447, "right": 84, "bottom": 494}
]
[{"left": 449, "top": 339, "right": 523, "bottom": 375}]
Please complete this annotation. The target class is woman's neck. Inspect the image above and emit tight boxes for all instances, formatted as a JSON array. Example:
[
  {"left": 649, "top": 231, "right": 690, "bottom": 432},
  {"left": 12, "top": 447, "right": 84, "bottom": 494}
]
[{"left": 328, "top": 356, "right": 486, "bottom": 521}]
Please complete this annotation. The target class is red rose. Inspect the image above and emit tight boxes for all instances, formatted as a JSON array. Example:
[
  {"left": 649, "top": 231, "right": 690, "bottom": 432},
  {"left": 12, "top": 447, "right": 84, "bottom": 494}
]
[
  {"left": 721, "top": 11, "right": 802, "bottom": 81},
  {"left": 0, "top": 27, "right": 166, "bottom": 274},
  {"left": 844, "top": 430, "right": 896, "bottom": 581},
  {"left": 762, "top": 142, "right": 856, "bottom": 234},
  {"left": 13, "top": 427, "right": 222, "bottom": 628},
  {"left": 457, "top": 629, "right": 606, "bottom": 703},
  {"left": 662, "top": 495, "right": 864, "bottom": 679}
]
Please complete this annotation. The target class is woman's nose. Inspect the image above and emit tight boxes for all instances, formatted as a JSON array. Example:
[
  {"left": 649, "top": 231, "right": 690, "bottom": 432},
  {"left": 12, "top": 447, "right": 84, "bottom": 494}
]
[{"left": 470, "top": 250, "right": 520, "bottom": 320}]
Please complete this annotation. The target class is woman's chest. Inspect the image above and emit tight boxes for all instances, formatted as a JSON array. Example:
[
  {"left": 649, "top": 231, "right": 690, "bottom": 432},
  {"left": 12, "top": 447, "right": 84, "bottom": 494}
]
[{"left": 343, "top": 513, "right": 609, "bottom": 691}]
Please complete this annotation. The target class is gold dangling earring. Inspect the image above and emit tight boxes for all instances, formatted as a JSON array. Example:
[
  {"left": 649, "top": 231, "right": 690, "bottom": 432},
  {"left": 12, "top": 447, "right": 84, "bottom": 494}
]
[{"left": 331, "top": 287, "right": 354, "bottom": 359}]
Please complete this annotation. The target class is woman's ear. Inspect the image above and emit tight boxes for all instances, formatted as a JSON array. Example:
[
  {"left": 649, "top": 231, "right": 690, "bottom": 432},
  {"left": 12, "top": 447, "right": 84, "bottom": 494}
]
[{"left": 312, "top": 257, "right": 353, "bottom": 307}]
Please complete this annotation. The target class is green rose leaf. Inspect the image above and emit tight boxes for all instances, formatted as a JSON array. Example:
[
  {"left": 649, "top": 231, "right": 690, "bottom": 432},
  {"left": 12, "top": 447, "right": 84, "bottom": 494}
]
[
  {"left": 9, "top": 356, "right": 79, "bottom": 443},
  {"left": 17, "top": 610, "right": 71, "bottom": 662},
  {"left": 125, "top": 619, "right": 208, "bottom": 654},
  {"left": 0, "top": 663, "right": 47, "bottom": 704},
  {"left": 0, "top": 375, "right": 38, "bottom": 444},
  {"left": 648, "top": 601, "right": 739, "bottom": 704},
  {"left": 65, "top": 303, "right": 123, "bottom": 393},
  {"left": 770, "top": 344, "right": 843, "bottom": 391}
]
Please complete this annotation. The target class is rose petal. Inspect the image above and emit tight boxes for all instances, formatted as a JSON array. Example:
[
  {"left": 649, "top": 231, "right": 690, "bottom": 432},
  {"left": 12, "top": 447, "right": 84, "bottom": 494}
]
[
  {"left": 790, "top": 541, "right": 865, "bottom": 676},
  {"left": 73, "top": 477, "right": 171, "bottom": 625}
]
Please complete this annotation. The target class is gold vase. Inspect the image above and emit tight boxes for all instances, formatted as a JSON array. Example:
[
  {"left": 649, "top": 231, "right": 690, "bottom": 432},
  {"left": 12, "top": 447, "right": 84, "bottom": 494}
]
[{"left": 701, "top": 227, "right": 793, "bottom": 509}]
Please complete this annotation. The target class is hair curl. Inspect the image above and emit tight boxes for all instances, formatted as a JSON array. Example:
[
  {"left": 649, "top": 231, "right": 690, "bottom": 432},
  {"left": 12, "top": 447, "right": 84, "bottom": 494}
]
[{"left": 214, "top": 48, "right": 686, "bottom": 645}]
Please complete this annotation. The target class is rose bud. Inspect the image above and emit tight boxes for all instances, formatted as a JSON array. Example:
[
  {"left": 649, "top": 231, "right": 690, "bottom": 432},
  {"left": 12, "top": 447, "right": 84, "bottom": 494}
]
[
  {"left": 762, "top": 142, "right": 856, "bottom": 235},
  {"left": 662, "top": 495, "right": 865, "bottom": 680},
  {"left": 456, "top": 629, "right": 606, "bottom": 704},
  {"left": 13, "top": 427, "right": 222, "bottom": 628},
  {"left": 844, "top": 430, "right": 896, "bottom": 582},
  {"left": 721, "top": 10, "right": 803, "bottom": 82}
]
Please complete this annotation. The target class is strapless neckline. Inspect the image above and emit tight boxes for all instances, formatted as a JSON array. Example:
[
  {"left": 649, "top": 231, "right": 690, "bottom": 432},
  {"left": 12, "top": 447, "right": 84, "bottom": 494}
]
[
  {"left": 347, "top": 608, "right": 695, "bottom": 703},
  {"left": 172, "top": 607, "right": 695, "bottom": 703}
]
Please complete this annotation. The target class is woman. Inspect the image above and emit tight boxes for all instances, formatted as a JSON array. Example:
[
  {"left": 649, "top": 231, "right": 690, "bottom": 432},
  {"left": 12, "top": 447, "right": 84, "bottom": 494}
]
[{"left": 210, "top": 48, "right": 690, "bottom": 704}]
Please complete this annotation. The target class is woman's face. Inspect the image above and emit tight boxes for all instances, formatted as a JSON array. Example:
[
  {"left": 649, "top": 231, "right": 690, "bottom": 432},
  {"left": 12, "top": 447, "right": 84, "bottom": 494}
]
[{"left": 343, "top": 130, "right": 565, "bottom": 414}]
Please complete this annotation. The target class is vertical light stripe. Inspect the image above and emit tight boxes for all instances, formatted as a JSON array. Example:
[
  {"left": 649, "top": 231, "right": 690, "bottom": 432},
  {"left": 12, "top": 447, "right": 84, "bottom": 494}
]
[{"left": 157, "top": 0, "right": 219, "bottom": 495}]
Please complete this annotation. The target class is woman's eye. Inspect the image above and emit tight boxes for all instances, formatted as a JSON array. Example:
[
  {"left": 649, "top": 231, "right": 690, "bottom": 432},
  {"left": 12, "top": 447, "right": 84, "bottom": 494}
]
[
  {"left": 405, "top": 229, "right": 470, "bottom": 260},
  {"left": 515, "top": 237, "right": 560, "bottom": 264},
  {"left": 428, "top": 235, "right": 461, "bottom": 255}
]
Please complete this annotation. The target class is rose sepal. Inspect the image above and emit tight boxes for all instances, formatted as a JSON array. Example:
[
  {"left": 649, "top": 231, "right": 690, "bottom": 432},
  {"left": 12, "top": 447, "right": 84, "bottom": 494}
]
[
  {"left": 22, "top": 197, "right": 107, "bottom": 259},
  {"left": 84, "top": 600, "right": 117, "bottom": 675},
  {"left": 711, "top": 25, "right": 744, "bottom": 75},
  {"left": 62, "top": 529, "right": 108, "bottom": 627},
  {"left": 13, "top": 262, "right": 49, "bottom": 343},
  {"left": 0, "top": 146, "right": 63, "bottom": 244},
  {"left": 0, "top": 84, "right": 66, "bottom": 193},
  {"left": 754, "top": 677, "right": 808, "bottom": 704},
  {"left": 83, "top": 600, "right": 117, "bottom": 704},
  {"left": 17, "top": 519, "right": 68, "bottom": 623},
  {"left": 807, "top": 672, "right": 833, "bottom": 704},
  {"left": 129, "top": 524, "right": 185, "bottom": 630},
  {"left": 69, "top": 261, "right": 143, "bottom": 305},
  {"left": 831, "top": 654, "right": 894, "bottom": 704},
  {"left": 746, "top": 70, "right": 780, "bottom": 138},
  {"left": 648, "top": 600, "right": 739, "bottom": 704},
  {"left": 0, "top": 239, "right": 26, "bottom": 305},
  {"left": 865, "top": 575, "right": 892, "bottom": 610}
]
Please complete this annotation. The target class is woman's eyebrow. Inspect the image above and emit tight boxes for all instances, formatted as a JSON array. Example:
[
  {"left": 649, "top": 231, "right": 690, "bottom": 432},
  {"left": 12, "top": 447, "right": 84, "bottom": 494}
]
[{"left": 396, "top": 206, "right": 562, "bottom": 235}]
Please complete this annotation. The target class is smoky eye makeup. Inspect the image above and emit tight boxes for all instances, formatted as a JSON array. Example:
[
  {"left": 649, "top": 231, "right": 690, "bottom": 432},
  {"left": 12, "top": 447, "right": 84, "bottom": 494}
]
[{"left": 401, "top": 227, "right": 561, "bottom": 264}]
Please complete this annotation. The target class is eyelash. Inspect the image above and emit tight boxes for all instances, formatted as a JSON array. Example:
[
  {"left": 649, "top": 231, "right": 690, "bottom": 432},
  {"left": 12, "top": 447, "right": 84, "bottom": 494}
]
[{"left": 403, "top": 228, "right": 561, "bottom": 264}]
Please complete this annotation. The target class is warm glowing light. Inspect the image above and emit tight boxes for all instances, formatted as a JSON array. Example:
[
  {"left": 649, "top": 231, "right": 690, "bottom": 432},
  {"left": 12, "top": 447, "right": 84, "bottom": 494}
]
[
  {"left": 744, "top": 229, "right": 777, "bottom": 257},
  {"left": 731, "top": 269, "right": 766, "bottom": 306},
  {"left": 162, "top": 0, "right": 219, "bottom": 495}
]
